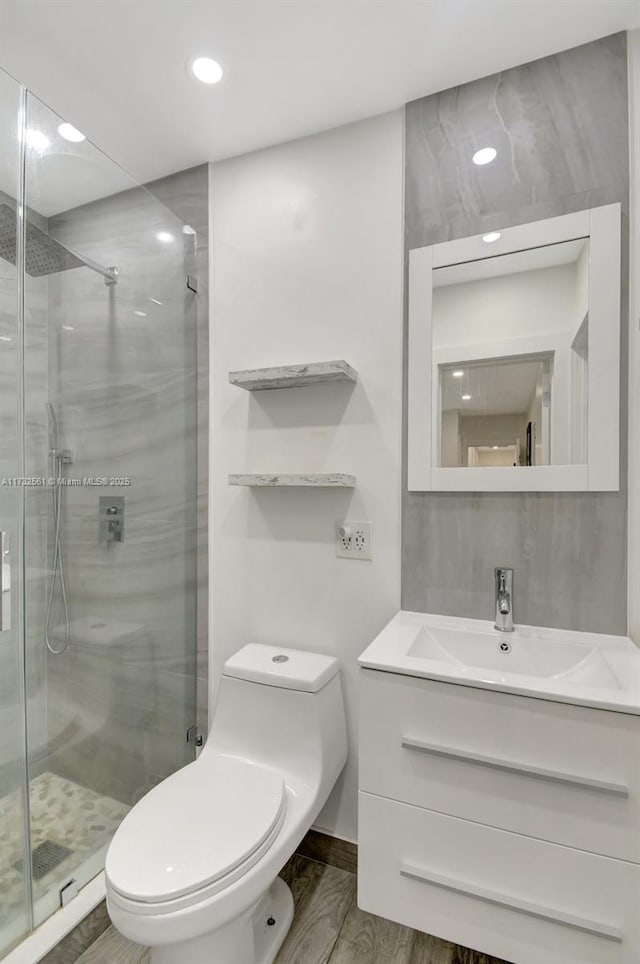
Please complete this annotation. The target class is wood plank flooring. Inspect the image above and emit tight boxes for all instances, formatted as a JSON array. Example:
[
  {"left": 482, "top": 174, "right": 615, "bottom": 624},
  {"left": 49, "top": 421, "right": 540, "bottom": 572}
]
[
  {"left": 75, "top": 855, "right": 511, "bottom": 964},
  {"left": 74, "top": 926, "right": 148, "bottom": 964}
]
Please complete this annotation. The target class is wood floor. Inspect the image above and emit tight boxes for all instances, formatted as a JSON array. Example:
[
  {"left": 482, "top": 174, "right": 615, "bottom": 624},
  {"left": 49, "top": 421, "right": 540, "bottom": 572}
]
[{"left": 75, "top": 854, "right": 510, "bottom": 964}]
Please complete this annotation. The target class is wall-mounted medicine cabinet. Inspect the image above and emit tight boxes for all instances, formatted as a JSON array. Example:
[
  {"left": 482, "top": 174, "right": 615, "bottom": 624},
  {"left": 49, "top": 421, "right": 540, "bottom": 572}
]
[{"left": 407, "top": 204, "right": 621, "bottom": 492}]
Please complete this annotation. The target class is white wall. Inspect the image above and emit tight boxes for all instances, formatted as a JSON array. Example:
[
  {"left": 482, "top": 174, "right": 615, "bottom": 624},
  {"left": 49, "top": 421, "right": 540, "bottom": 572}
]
[
  {"left": 628, "top": 31, "right": 640, "bottom": 644},
  {"left": 208, "top": 111, "right": 404, "bottom": 841},
  {"left": 432, "top": 263, "right": 579, "bottom": 348},
  {"left": 441, "top": 409, "right": 460, "bottom": 466}
]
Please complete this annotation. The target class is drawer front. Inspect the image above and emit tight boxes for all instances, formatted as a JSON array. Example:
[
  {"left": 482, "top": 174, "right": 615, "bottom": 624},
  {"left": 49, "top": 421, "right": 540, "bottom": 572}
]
[
  {"left": 359, "top": 669, "right": 640, "bottom": 861},
  {"left": 358, "top": 792, "right": 640, "bottom": 964}
]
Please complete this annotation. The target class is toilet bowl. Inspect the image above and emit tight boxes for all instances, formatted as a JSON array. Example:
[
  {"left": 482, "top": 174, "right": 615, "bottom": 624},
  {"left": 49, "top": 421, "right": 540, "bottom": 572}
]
[{"left": 105, "top": 643, "right": 348, "bottom": 964}]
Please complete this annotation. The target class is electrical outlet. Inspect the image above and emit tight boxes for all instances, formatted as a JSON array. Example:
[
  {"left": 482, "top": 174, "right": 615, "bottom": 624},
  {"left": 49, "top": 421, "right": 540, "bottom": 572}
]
[{"left": 336, "top": 521, "right": 373, "bottom": 560}]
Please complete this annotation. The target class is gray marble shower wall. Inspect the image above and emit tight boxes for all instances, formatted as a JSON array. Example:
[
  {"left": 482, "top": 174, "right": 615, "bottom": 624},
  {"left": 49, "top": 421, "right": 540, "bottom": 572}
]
[
  {"left": 145, "top": 165, "right": 209, "bottom": 738},
  {"left": 37, "top": 167, "right": 207, "bottom": 803},
  {"left": 402, "top": 33, "right": 629, "bottom": 633},
  {"left": 0, "top": 191, "right": 49, "bottom": 791}
]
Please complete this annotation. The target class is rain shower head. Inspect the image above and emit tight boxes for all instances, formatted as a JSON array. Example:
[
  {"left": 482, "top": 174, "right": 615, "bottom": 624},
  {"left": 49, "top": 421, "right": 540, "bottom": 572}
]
[
  {"left": 0, "top": 204, "right": 117, "bottom": 284},
  {"left": 0, "top": 203, "right": 83, "bottom": 277}
]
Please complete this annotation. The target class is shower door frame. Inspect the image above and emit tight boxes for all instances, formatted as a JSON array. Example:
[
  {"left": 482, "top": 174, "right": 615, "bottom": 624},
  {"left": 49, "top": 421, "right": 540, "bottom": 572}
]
[{"left": 15, "top": 85, "right": 34, "bottom": 937}]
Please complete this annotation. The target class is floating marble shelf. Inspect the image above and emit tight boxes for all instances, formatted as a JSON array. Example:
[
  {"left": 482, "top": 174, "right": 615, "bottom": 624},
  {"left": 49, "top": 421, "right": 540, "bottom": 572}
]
[
  {"left": 229, "top": 360, "right": 358, "bottom": 391},
  {"left": 229, "top": 473, "right": 356, "bottom": 488}
]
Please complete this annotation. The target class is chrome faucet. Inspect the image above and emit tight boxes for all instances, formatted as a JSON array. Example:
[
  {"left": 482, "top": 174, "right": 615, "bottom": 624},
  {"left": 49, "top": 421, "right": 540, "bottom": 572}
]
[{"left": 494, "top": 567, "right": 514, "bottom": 633}]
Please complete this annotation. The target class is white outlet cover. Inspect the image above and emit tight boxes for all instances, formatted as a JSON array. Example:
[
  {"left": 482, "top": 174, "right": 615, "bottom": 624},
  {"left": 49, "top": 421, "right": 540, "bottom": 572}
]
[{"left": 336, "top": 521, "right": 373, "bottom": 560}]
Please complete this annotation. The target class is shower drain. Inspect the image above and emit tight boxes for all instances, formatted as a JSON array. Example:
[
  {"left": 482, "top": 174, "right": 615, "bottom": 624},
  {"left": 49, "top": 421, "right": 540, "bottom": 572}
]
[{"left": 13, "top": 839, "right": 73, "bottom": 881}]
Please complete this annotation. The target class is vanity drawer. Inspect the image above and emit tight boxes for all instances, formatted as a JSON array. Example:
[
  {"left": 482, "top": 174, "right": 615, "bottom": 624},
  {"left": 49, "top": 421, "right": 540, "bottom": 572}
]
[
  {"left": 359, "top": 669, "right": 640, "bottom": 861},
  {"left": 358, "top": 792, "right": 640, "bottom": 964}
]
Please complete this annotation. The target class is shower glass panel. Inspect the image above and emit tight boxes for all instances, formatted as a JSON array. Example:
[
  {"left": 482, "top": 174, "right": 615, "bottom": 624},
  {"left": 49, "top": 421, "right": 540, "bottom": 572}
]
[
  {"left": 0, "top": 71, "right": 198, "bottom": 955},
  {"left": 0, "top": 70, "right": 31, "bottom": 960}
]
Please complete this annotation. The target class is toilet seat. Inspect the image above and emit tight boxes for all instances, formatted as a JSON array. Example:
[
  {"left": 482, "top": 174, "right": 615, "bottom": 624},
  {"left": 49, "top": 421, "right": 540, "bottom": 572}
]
[{"left": 106, "top": 754, "right": 286, "bottom": 908}]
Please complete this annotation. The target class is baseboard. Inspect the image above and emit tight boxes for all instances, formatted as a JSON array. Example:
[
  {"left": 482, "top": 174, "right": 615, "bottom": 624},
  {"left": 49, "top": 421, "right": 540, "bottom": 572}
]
[{"left": 296, "top": 829, "right": 358, "bottom": 875}]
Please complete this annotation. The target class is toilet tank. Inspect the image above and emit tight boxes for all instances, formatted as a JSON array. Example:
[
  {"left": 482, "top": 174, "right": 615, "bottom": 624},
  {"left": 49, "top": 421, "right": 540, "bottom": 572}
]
[
  {"left": 224, "top": 643, "right": 339, "bottom": 692},
  {"left": 203, "top": 644, "right": 347, "bottom": 797}
]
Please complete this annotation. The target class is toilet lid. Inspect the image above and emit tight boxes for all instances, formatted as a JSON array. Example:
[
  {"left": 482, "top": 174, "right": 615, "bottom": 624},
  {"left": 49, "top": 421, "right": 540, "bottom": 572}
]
[{"left": 105, "top": 754, "right": 286, "bottom": 903}]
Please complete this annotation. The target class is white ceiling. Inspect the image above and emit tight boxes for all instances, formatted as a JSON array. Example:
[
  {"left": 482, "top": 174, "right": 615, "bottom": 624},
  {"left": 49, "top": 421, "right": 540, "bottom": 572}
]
[
  {"left": 0, "top": 0, "right": 639, "bottom": 191},
  {"left": 442, "top": 359, "right": 544, "bottom": 416},
  {"left": 434, "top": 239, "right": 588, "bottom": 288}
]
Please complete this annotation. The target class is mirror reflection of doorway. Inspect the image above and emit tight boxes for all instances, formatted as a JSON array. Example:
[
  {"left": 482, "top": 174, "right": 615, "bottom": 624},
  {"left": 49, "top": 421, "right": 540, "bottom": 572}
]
[
  {"left": 439, "top": 355, "right": 552, "bottom": 468},
  {"left": 467, "top": 443, "right": 521, "bottom": 467}
]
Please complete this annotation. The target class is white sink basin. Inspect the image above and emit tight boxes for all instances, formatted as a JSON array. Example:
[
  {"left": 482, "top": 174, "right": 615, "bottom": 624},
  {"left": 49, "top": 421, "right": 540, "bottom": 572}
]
[
  {"left": 409, "top": 625, "right": 611, "bottom": 680},
  {"left": 359, "top": 611, "right": 640, "bottom": 714}
]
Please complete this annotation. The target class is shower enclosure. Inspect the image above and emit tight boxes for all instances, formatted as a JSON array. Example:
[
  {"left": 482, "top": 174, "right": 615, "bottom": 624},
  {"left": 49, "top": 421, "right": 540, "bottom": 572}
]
[{"left": 0, "top": 69, "right": 198, "bottom": 958}]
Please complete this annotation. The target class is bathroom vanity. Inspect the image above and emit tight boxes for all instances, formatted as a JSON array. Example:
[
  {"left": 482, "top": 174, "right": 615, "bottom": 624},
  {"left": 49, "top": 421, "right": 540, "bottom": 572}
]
[{"left": 358, "top": 612, "right": 640, "bottom": 964}]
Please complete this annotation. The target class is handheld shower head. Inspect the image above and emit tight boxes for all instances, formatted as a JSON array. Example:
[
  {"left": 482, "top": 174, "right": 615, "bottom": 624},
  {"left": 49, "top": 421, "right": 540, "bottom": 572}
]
[
  {"left": 46, "top": 402, "right": 58, "bottom": 456},
  {"left": 44, "top": 400, "right": 71, "bottom": 655}
]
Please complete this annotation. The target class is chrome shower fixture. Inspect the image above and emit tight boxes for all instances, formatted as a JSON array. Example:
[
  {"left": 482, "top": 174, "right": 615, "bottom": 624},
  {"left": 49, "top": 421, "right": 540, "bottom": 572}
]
[
  {"left": 0, "top": 204, "right": 118, "bottom": 285},
  {"left": 45, "top": 402, "right": 71, "bottom": 655}
]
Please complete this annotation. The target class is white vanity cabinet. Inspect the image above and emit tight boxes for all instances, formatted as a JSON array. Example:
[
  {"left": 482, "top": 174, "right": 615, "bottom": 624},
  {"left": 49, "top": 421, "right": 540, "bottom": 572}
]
[{"left": 358, "top": 669, "right": 640, "bottom": 964}]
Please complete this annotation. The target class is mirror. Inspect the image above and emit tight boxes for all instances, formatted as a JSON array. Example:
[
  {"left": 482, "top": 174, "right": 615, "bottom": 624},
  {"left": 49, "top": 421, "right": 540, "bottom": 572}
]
[
  {"left": 408, "top": 205, "right": 620, "bottom": 492},
  {"left": 434, "top": 238, "right": 589, "bottom": 469}
]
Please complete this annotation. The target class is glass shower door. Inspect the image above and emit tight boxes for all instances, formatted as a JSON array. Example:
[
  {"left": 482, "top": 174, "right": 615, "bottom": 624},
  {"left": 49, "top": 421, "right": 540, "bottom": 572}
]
[
  {"left": 0, "top": 71, "right": 198, "bottom": 953},
  {"left": 21, "top": 90, "right": 199, "bottom": 931},
  {"left": 0, "top": 71, "right": 31, "bottom": 958}
]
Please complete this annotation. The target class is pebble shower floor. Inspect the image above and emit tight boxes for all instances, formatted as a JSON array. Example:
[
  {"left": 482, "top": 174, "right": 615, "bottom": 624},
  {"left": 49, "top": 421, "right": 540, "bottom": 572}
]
[{"left": 0, "top": 772, "right": 128, "bottom": 932}]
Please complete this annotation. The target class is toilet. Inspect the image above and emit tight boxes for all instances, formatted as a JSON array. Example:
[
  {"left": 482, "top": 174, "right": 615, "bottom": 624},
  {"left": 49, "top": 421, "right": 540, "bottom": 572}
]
[{"left": 105, "top": 643, "right": 348, "bottom": 964}]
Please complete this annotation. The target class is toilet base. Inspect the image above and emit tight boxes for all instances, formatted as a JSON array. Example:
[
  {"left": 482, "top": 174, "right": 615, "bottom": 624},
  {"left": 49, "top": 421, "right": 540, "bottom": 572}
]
[
  {"left": 149, "top": 877, "right": 295, "bottom": 964},
  {"left": 252, "top": 876, "right": 295, "bottom": 964}
]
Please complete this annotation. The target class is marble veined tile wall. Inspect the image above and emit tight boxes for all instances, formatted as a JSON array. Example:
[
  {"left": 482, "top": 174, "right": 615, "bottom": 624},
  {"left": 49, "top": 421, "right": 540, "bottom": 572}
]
[
  {"left": 402, "top": 33, "right": 629, "bottom": 633},
  {"left": 0, "top": 190, "right": 50, "bottom": 779},
  {"left": 145, "top": 165, "right": 209, "bottom": 736},
  {"left": 44, "top": 182, "right": 200, "bottom": 803}
]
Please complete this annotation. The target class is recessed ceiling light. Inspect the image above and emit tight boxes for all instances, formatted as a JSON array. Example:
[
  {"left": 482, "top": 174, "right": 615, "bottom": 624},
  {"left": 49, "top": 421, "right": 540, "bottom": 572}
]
[
  {"left": 191, "top": 57, "right": 223, "bottom": 85},
  {"left": 156, "top": 231, "right": 175, "bottom": 243},
  {"left": 0, "top": 335, "right": 12, "bottom": 342},
  {"left": 492, "top": 446, "right": 499, "bottom": 450},
  {"left": 25, "top": 129, "right": 50, "bottom": 152},
  {"left": 482, "top": 231, "right": 502, "bottom": 243},
  {"left": 58, "top": 122, "right": 85, "bottom": 143},
  {"left": 452, "top": 370, "right": 464, "bottom": 378},
  {"left": 61, "top": 325, "right": 75, "bottom": 331},
  {"left": 462, "top": 394, "right": 472, "bottom": 401},
  {"left": 134, "top": 310, "right": 147, "bottom": 317},
  {"left": 472, "top": 147, "right": 497, "bottom": 166}
]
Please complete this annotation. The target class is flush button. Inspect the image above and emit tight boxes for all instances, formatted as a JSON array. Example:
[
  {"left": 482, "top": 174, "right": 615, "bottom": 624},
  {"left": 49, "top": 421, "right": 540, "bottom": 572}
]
[{"left": 272, "top": 655, "right": 289, "bottom": 663}]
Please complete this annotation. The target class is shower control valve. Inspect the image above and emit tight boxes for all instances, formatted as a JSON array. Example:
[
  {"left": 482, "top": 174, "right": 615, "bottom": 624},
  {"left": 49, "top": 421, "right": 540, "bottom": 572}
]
[{"left": 99, "top": 495, "right": 124, "bottom": 544}]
